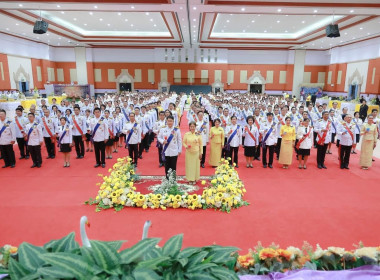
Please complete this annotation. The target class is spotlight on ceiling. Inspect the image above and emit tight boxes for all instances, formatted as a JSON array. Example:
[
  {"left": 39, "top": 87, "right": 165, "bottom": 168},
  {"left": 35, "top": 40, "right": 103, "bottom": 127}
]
[
  {"left": 326, "top": 24, "right": 340, "bottom": 38},
  {"left": 33, "top": 19, "right": 48, "bottom": 34}
]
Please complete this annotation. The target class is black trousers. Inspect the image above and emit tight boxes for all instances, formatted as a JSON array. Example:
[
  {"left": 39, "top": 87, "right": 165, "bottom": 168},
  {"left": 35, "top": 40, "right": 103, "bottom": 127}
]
[
  {"left": 73, "top": 135, "right": 85, "bottom": 157},
  {"left": 276, "top": 138, "right": 282, "bottom": 157},
  {"left": 44, "top": 137, "right": 55, "bottom": 157},
  {"left": 28, "top": 145, "right": 42, "bottom": 166},
  {"left": 221, "top": 137, "right": 228, "bottom": 158},
  {"left": 93, "top": 141, "right": 105, "bottom": 164},
  {"left": 313, "top": 132, "right": 318, "bottom": 147},
  {"left": 340, "top": 145, "right": 352, "bottom": 167},
  {"left": 254, "top": 141, "right": 261, "bottom": 159},
  {"left": 201, "top": 146, "right": 206, "bottom": 165},
  {"left": 157, "top": 144, "right": 163, "bottom": 164},
  {"left": 17, "top": 137, "right": 29, "bottom": 157},
  {"left": 316, "top": 143, "right": 328, "bottom": 166},
  {"left": 128, "top": 143, "right": 139, "bottom": 165},
  {"left": 165, "top": 155, "right": 178, "bottom": 178},
  {"left": 140, "top": 134, "right": 149, "bottom": 154},
  {"left": 149, "top": 132, "right": 155, "bottom": 145},
  {"left": 0, "top": 144, "right": 15, "bottom": 166},
  {"left": 228, "top": 146, "right": 239, "bottom": 165},
  {"left": 262, "top": 145, "right": 275, "bottom": 165}
]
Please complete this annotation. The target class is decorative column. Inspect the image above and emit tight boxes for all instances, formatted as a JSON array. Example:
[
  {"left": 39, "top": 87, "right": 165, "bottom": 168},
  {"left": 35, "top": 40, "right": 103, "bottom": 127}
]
[
  {"left": 292, "top": 50, "right": 306, "bottom": 98},
  {"left": 74, "top": 47, "right": 88, "bottom": 84}
]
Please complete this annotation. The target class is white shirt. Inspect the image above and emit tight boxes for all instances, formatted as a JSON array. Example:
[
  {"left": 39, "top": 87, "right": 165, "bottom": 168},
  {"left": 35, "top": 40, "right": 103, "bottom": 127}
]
[
  {"left": 41, "top": 116, "right": 57, "bottom": 138},
  {"left": 122, "top": 121, "right": 141, "bottom": 144},
  {"left": 314, "top": 119, "right": 332, "bottom": 144},
  {"left": 338, "top": 121, "right": 356, "bottom": 146},
  {"left": 243, "top": 125, "right": 259, "bottom": 147},
  {"left": 14, "top": 115, "right": 28, "bottom": 138},
  {"left": 260, "top": 120, "right": 277, "bottom": 146},
  {"left": 0, "top": 119, "right": 16, "bottom": 145},
  {"left": 296, "top": 126, "right": 313, "bottom": 149},
  {"left": 57, "top": 125, "right": 73, "bottom": 144},
  {"left": 226, "top": 124, "right": 242, "bottom": 147},
  {"left": 196, "top": 119, "right": 209, "bottom": 146},
  {"left": 158, "top": 125, "right": 182, "bottom": 156},
  {"left": 89, "top": 117, "right": 109, "bottom": 142},
  {"left": 72, "top": 115, "right": 86, "bottom": 136},
  {"left": 25, "top": 122, "right": 43, "bottom": 146}
]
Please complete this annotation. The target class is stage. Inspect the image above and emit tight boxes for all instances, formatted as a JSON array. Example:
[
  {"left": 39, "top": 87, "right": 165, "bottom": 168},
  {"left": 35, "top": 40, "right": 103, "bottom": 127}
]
[{"left": 0, "top": 115, "right": 380, "bottom": 253}]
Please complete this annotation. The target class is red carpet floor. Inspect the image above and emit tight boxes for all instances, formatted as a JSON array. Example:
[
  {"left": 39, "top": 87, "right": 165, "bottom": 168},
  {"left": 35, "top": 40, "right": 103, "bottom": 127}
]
[{"left": 1, "top": 113, "right": 380, "bottom": 253}]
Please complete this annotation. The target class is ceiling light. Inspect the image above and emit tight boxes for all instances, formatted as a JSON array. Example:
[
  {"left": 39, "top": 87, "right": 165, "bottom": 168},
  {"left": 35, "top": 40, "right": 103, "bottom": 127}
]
[
  {"left": 118, "top": 12, "right": 121, "bottom": 16},
  {"left": 99, "top": 18, "right": 103, "bottom": 21},
  {"left": 15, "top": 23, "right": 19, "bottom": 26},
  {"left": 130, "top": 24, "right": 134, "bottom": 27},
  {"left": 350, "top": 10, "right": 354, "bottom": 13},
  {"left": 94, "top": 5, "right": 98, "bottom": 8},
  {"left": 154, "top": 24, "right": 157, "bottom": 27},
  {"left": 61, "top": 11, "right": 65, "bottom": 14},
  {"left": 302, "top": 21, "right": 305, "bottom": 23},
  {"left": 73, "top": 18, "right": 77, "bottom": 21},
  {"left": 313, "top": 10, "right": 318, "bottom": 13},
  {"left": 131, "top": 6, "right": 135, "bottom": 9},
  {"left": 146, "top": 12, "right": 150, "bottom": 15},
  {"left": 193, "top": 7, "right": 196, "bottom": 10},
  {"left": 360, "top": 27, "right": 363, "bottom": 30},
  {"left": 277, "top": 20, "right": 280, "bottom": 23},
  {"left": 277, "top": 9, "right": 282, "bottom": 12},
  {"left": 241, "top": 7, "right": 245, "bottom": 11},
  {"left": 18, "top": 4, "right": 23, "bottom": 7},
  {"left": 89, "top": 12, "right": 93, "bottom": 15},
  {"left": 251, "top": 20, "right": 255, "bottom": 23},
  {"left": 124, "top": 19, "right": 128, "bottom": 21},
  {"left": 84, "top": 23, "right": 87, "bottom": 26},
  {"left": 56, "top": 5, "right": 60, "bottom": 8},
  {"left": 193, "top": 18, "right": 196, "bottom": 21},
  {"left": 226, "top": 20, "right": 230, "bottom": 22},
  {"left": 150, "top": 18, "right": 153, "bottom": 21}
]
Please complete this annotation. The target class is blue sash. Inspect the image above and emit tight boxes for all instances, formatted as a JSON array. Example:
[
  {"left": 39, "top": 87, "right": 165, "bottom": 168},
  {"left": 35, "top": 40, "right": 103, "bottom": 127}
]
[
  {"left": 145, "top": 121, "right": 150, "bottom": 132},
  {"left": 226, "top": 125, "right": 240, "bottom": 150},
  {"left": 65, "top": 116, "right": 71, "bottom": 124},
  {"left": 199, "top": 121, "right": 207, "bottom": 133},
  {"left": 262, "top": 126, "right": 274, "bottom": 147},
  {"left": 330, "top": 119, "right": 336, "bottom": 132},
  {"left": 91, "top": 117, "right": 104, "bottom": 142},
  {"left": 162, "top": 127, "right": 178, "bottom": 161},
  {"left": 125, "top": 123, "right": 138, "bottom": 147},
  {"left": 122, "top": 108, "right": 130, "bottom": 122},
  {"left": 116, "top": 123, "right": 120, "bottom": 136},
  {"left": 26, "top": 124, "right": 36, "bottom": 145},
  {"left": 58, "top": 126, "right": 67, "bottom": 147},
  {"left": 353, "top": 119, "right": 360, "bottom": 133},
  {"left": 242, "top": 111, "right": 247, "bottom": 121},
  {"left": 307, "top": 112, "right": 314, "bottom": 127},
  {"left": 0, "top": 121, "right": 11, "bottom": 138}
]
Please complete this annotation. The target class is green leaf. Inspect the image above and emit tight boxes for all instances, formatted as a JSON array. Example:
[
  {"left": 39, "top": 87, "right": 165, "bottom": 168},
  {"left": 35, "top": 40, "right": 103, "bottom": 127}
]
[
  {"left": 89, "top": 240, "right": 121, "bottom": 271},
  {"left": 162, "top": 234, "right": 183, "bottom": 257},
  {"left": 43, "top": 232, "right": 79, "bottom": 253},
  {"left": 8, "top": 258, "right": 30, "bottom": 279},
  {"left": 136, "top": 256, "right": 170, "bottom": 270},
  {"left": 103, "top": 240, "right": 126, "bottom": 251},
  {"left": 40, "top": 252, "right": 93, "bottom": 279},
  {"left": 207, "top": 251, "right": 235, "bottom": 264},
  {"left": 186, "top": 263, "right": 218, "bottom": 273},
  {"left": 185, "top": 272, "right": 217, "bottom": 280},
  {"left": 132, "top": 268, "right": 161, "bottom": 280},
  {"left": 178, "top": 258, "right": 188, "bottom": 267},
  {"left": 120, "top": 238, "right": 161, "bottom": 264},
  {"left": 187, "top": 251, "right": 209, "bottom": 268},
  {"left": 178, "top": 247, "right": 201, "bottom": 259},
  {"left": 144, "top": 247, "right": 163, "bottom": 260},
  {"left": 38, "top": 266, "right": 76, "bottom": 278},
  {"left": 19, "top": 271, "right": 40, "bottom": 280},
  {"left": 17, "top": 242, "right": 46, "bottom": 272},
  {"left": 210, "top": 267, "right": 239, "bottom": 280}
]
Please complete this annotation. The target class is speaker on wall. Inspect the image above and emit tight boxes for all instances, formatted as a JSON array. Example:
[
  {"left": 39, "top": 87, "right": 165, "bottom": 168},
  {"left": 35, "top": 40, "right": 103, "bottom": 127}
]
[
  {"left": 326, "top": 24, "right": 340, "bottom": 38},
  {"left": 33, "top": 20, "right": 49, "bottom": 34}
]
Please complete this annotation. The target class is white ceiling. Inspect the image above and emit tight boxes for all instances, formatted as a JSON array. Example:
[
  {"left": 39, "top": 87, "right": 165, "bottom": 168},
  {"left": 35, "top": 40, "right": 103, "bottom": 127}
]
[{"left": 0, "top": 0, "right": 378, "bottom": 50}]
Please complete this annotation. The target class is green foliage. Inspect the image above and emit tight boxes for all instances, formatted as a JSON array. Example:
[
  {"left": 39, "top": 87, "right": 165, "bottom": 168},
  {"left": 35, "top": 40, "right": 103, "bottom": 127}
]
[{"left": 1, "top": 232, "right": 239, "bottom": 280}]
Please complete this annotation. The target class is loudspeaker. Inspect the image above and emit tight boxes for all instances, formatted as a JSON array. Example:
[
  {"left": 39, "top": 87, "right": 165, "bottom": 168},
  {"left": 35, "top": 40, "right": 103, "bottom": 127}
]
[
  {"left": 326, "top": 24, "right": 340, "bottom": 38},
  {"left": 33, "top": 20, "right": 49, "bottom": 34}
]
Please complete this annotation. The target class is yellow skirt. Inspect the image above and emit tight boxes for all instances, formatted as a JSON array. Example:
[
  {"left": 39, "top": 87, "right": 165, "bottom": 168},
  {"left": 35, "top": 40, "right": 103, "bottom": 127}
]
[
  {"left": 209, "top": 143, "right": 222, "bottom": 166},
  {"left": 185, "top": 150, "right": 200, "bottom": 181},
  {"left": 279, "top": 140, "right": 294, "bottom": 165},
  {"left": 360, "top": 140, "right": 374, "bottom": 167}
]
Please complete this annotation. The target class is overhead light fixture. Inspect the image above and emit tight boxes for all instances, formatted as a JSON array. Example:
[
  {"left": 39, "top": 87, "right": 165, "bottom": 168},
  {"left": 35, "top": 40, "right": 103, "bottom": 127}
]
[
  {"left": 314, "top": 10, "right": 318, "bottom": 13},
  {"left": 56, "top": 5, "right": 60, "bottom": 8},
  {"left": 146, "top": 12, "right": 150, "bottom": 15},
  {"left": 241, "top": 7, "right": 245, "bottom": 11},
  {"left": 350, "top": 10, "right": 354, "bottom": 13},
  {"left": 131, "top": 6, "right": 135, "bottom": 9},
  {"left": 193, "top": 7, "right": 196, "bottom": 10},
  {"left": 118, "top": 12, "right": 121, "bottom": 16},
  {"left": 277, "top": 9, "right": 282, "bottom": 12},
  {"left": 61, "top": 11, "right": 64, "bottom": 14},
  {"left": 89, "top": 12, "right": 93, "bottom": 15},
  {"left": 18, "top": 4, "right": 23, "bottom": 7},
  {"left": 99, "top": 18, "right": 103, "bottom": 21}
]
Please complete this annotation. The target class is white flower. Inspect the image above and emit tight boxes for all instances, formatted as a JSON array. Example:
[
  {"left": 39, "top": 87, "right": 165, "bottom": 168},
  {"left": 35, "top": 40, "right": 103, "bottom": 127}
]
[
  {"left": 355, "top": 247, "right": 378, "bottom": 260},
  {"left": 313, "top": 244, "right": 326, "bottom": 259},
  {"left": 328, "top": 247, "right": 345, "bottom": 256},
  {"left": 286, "top": 246, "right": 302, "bottom": 259},
  {"left": 120, "top": 195, "right": 127, "bottom": 201},
  {"left": 102, "top": 198, "right": 111, "bottom": 205}
]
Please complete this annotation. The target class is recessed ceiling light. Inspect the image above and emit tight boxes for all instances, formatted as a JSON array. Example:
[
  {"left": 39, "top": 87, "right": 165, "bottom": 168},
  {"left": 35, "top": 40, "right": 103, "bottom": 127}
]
[
  {"left": 226, "top": 20, "right": 230, "bottom": 22},
  {"left": 73, "top": 18, "right": 77, "bottom": 21},
  {"left": 277, "top": 20, "right": 280, "bottom": 23},
  {"left": 124, "top": 19, "right": 128, "bottom": 21},
  {"left": 99, "top": 18, "right": 103, "bottom": 21},
  {"left": 107, "top": 23, "right": 111, "bottom": 26},
  {"left": 117, "top": 12, "right": 121, "bottom": 16},
  {"left": 94, "top": 5, "right": 98, "bottom": 8},
  {"left": 154, "top": 24, "right": 157, "bottom": 27},
  {"left": 193, "top": 18, "right": 196, "bottom": 21},
  {"left": 130, "top": 24, "right": 134, "bottom": 27},
  {"left": 89, "top": 12, "right": 93, "bottom": 15},
  {"left": 61, "top": 11, "right": 65, "bottom": 14},
  {"left": 131, "top": 6, "right": 135, "bottom": 9},
  {"left": 146, "top": 12, "right": 150, "bottom": 15},
  {"left": 15, "top": 23, "right": 19, "bottom": 26},
  {"left": 193, "top": 7, "right": 197, "bottom": 10},
  {"left": 277, "top": 8, "right": 282, "bottom": 12},
  {"left": 360, "top": 27, "right": 363, "bottom": 30},
  {"left": 84, "top": 23, "right": 87, "bottom": 26},
  {"left": 264, "top": 30, "right": 267, "bottom": 32},
  {"left": 302, "top": 21, "right": 305, "bottom": 23},
  {"left": 18, "top": 4, "right": 23, "bottom": 7},
  {"left": 350, "top": 10, "right": 354, "bottom": 13},
  {"left": 314, "top": 10, "right": 318, "bottom": 13},
  {"left": 241, "top": 7, "right": 245, "bottom": 11},
  {"left": 251, "top": 20, "right": 255, "bottom": 23},
  {"left": 150, "top": 18, "right": 153, "bottom": 21}
]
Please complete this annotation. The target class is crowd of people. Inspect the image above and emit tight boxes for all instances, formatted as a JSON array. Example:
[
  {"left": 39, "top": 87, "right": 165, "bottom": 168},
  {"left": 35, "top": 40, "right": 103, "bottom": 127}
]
[{"left": 0, "top": 91, "right": 379, "bottom": 183}]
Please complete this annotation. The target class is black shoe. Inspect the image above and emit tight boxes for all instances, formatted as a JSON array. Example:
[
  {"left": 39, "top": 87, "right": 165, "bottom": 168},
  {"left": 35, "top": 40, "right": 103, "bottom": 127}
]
[
  {"left": 344, "top": 166, "right": 350, "bottom": 169},
  {"left": 372, "top": 159, "right": 375, "bottom": 162},
  {"left": 37, "top": 164, "right": 41, "bottom": 168},
  {"left": 50, "top": 156, "right": 55, "bottom": 159},
  {"left": 159, "top": 163, "right": 163, "bottom": 167},
  {"left": 139, "top": 155, "right": 143, "bottom": 159},
  {"left": 235, "top": 165, "right": 239, "bottom": 168},
  {"left": 2, "top": 165, "right": 9, "bottom": 168},
  {"left": 19, "top": 156, "right": 25, "bottom": 159},
  {"left": 318, "top": 165, "right": 322, "bottom": 169},
  {"left": 101, "top": 164, "right": 106, "bottom": 168},
  {"left": 31, "top": 164, "right": 37, "bottom": 168},
  {"left": 94, "top": 164, "right": 100, "bottom": 168},
  {"left": 340, "top": 165, "right": 345, "bottom": 169},
  {"left": 25, "top": 156, "right": 30, "bottom": 159},
  {"left": 263, "top": 164, "right": 267, "bottom": 168},
  {"left": 201, "top": 164, "right": 205, "bottom": 168},
  {"left": 10, "top": 165, "right": 15, "bottom": 168},
  {"left": 322, "top": 165, "right": 327, "bottom": 169},
  {"left": 79, "top": 155, "right": 84, "bottom": 159},
  {"left": 76, "top": 156, "right": 81, "bottom": 159},
  {"left": 46, "top": 156, "right": 51, "bottom": 159},
  {"left": 268, "top": 164, "right": 273, "bottom": 168}
]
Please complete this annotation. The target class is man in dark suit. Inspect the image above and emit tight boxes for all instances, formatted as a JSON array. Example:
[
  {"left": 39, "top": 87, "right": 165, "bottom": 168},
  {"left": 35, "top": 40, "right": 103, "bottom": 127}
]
[{"left": 359, "top": 100, "right": 369, "bottom": 122}]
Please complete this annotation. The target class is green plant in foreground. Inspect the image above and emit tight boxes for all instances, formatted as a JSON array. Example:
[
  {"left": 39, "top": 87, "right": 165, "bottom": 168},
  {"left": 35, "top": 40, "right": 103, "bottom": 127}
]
[{"left": 0, "top": 232, "right": 239, "bottom": 280}]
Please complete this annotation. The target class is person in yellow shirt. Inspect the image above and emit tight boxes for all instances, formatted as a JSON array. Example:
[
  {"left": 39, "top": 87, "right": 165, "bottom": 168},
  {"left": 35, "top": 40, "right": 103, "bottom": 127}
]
[
  {"left": 183, "top": 121, "right": 203, "bottom": 184},
  {"left": 279, "top": 117, "right": 296, "bottom": 169},
  {"left": 209, "top": 118, "right": 225, "bottom": 167},
  {"left": 360, "top": 115, "right": 377, "bottom": 170}
]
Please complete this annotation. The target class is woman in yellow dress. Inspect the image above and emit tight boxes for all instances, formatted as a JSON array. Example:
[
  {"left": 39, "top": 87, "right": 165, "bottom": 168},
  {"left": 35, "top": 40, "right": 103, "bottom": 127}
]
[
  {"left": 209, "top": 119, "right": 225, "bottom": 167},
  {"left": 360, "top": 115, "right": 377, "bottom": 170},
  {"left": 183, "top": 121, "right": 203, "bottom": 184},
  {"left": 279, "top": 116, "right": 296, "bottom": 169}
]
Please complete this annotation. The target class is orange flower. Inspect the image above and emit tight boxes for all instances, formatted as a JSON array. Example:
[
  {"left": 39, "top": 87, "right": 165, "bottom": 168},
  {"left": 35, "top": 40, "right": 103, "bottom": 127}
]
[
  {"left": 238, "top": 253, "right": 255, "bottom": 268},
  {"left": 297, "top": 255, "right": 311, "bottom": 266},
  {"left": 259, "top": 248, "right": 278, "bottom": 260},
  {"left": 277, "top": 249, "right": 292, "bottom": 261}
]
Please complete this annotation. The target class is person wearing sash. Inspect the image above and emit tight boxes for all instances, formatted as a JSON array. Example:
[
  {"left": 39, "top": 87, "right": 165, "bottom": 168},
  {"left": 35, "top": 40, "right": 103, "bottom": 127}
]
[
  {"left": 296, "top": 118, "right": 313, "bottom": 169},
  {"left": 183, "top": 121, "right": 203, "bottom": 184},
  {"left": 25, "top": 113, "right": 43, "bottom": 168},
  {"left": 225, "top": 115, "right": 242, "bottom": 167},
  {"left": 112, "top": 111, "right": 122, "bottom": 153},
  {"left": 84, "top": 109, "right": 93, "bottom": 152},
  {"left": 209, "top": 118, "right": 224, "bottom": 167},
  {"left": 278, "top": 117, "right": 296, "bottom": 169},
  {"left": 196, "top": 111, "right": 209, "bottom": 168},
  {"left": 0, "top": 109, "right": 16, "bottom": 168},
  {"left": 158, "top": 115, "right": 182, "bottom": 178},
  {"left": 360, "top": 115, "right": 377, "bottom": 170},
  {"left": 351, "top": 112, "right": 362, "bottom": 154},
  {"left": 57, "top": 117, "right": 73, "bottom": 167},
  {"left": 315, "top": 111, "right": 332, "bottom": 169},
  {"left": 153, "top": 111, "right": 166, "bottom": 167},
  {"left": 243, "top": 116, "right": 259, "bottom": 168},
  {"left": 41, "top": 108, "right": 57, "bottom": 159},
  {"left": 122, "top": 112, "right": 141, "bottom": 167},
  {"left": 139, "top": 106, "right": 151, "bottom": 157},
  {"left": 326, "top": 109, "right": 338, "bottom": 155},
  {"left": 104, "top": 110, "right": 115, "bottom": 159},
  {"left": 312, "top": 105, "right": 323, "bottom": 148},
  {"left": 89, "top": 108, "right": 109, "bottom": 168},
  {"left": 260, "top": 112, "right": 277, "bottom": 169},
  {"left": 114, "top": 107, "right": 125, "bottom": 149},
  {"left": 275, "top": 107, "right": 287, "bottom": 160},
  {"left": 337, "top": 114, "right": 356, "bottom": 169},
  {"left": 220, "top": 108, "right": 231, "bottom": 159},
  {"left": 14, "top": 107, "right": 29, "bottom": 159},
  {"left": 253, "top": 108, "right": 263, "bottom": 160},
  {"left": 72, "top": 106, "right": 86, "bottom": 159}
]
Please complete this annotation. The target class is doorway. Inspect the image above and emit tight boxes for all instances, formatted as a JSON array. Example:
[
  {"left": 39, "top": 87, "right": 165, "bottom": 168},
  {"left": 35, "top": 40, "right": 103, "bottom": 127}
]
[
  {"left": 250, "top": 84, "right": 262, "bottom": 93},
  {"left": 119, "top": 83, "right": 132, "bottom": 92}
]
